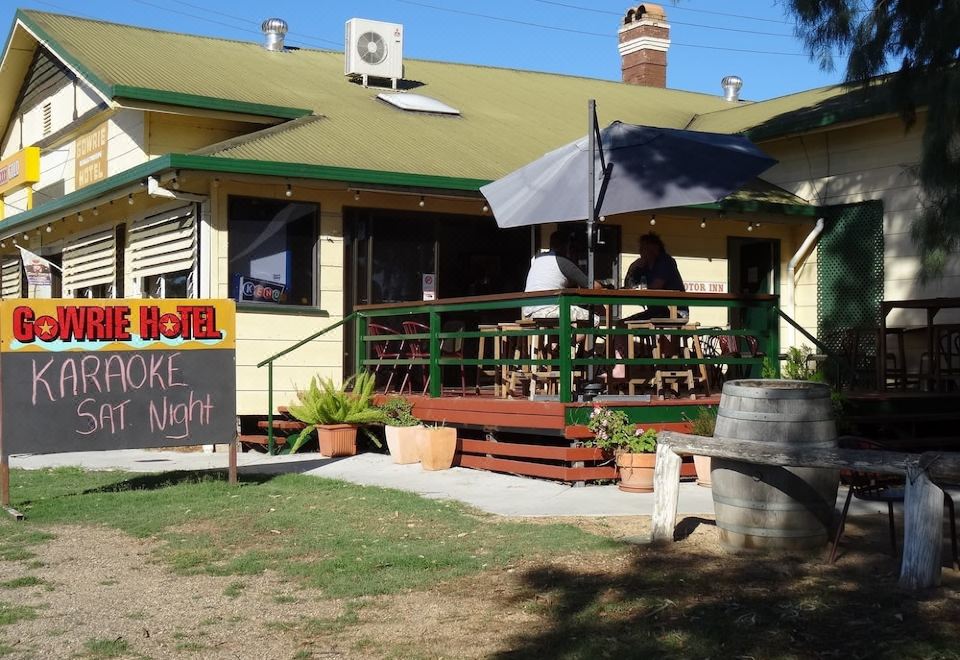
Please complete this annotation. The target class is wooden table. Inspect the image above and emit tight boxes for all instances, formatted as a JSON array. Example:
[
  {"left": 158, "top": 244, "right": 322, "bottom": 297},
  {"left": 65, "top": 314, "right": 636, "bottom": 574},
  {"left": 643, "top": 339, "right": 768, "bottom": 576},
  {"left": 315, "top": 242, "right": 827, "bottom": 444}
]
[{"left": 879, "top": 297, "right": 960, "bottom": 391}]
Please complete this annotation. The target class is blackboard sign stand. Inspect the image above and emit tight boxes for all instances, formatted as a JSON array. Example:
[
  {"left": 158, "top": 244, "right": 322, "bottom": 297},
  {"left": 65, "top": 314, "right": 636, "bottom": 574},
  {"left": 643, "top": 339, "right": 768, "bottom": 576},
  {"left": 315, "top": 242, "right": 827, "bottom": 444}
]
[
  {"left": 1, "top": 370, "right": 25, "bottom": 520},
  {"left": 0, "top": 448, "right": 23, "bottom": 521}
]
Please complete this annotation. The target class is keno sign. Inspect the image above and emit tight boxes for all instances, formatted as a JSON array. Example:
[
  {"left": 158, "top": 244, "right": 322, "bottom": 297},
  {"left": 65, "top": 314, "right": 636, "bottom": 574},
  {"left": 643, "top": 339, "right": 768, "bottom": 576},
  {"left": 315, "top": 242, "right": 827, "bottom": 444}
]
[{"left": 0, "top": 299, "right": 236, "bottom": 455}]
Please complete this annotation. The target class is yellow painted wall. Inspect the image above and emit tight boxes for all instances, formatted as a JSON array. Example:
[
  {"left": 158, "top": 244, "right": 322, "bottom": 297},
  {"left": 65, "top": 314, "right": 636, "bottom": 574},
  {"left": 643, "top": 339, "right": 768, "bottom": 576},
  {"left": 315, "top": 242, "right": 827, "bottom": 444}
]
[
  {"left": 760, "top": 114, "right": 958, "bottom": 327},
  {"left": 212, "top": 181, "right": 495, "bottom": 414},
  {"left": 146, "top": 113, "right": 265, "bottom": 156},
  {"left": 2, "top": 109, "right": 147, "bottom": 219}
]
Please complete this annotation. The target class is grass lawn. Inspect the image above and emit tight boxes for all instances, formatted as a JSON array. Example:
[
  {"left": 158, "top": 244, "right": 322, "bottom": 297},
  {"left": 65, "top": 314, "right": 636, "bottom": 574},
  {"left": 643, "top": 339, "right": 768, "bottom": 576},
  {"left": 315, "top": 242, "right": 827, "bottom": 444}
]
[
  {"left": 4, "top": 467, "right": 618, "bottom": 598},
  {"left": 1, "top": 466, "right": 959, "bottom": 659}
]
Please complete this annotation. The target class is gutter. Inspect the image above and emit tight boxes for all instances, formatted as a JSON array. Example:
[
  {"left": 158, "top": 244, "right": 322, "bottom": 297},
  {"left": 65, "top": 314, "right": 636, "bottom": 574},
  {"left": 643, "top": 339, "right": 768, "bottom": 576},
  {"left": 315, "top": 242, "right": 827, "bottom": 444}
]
[{"left": 785, "top": 217, "right": 826, "bottom": 346}]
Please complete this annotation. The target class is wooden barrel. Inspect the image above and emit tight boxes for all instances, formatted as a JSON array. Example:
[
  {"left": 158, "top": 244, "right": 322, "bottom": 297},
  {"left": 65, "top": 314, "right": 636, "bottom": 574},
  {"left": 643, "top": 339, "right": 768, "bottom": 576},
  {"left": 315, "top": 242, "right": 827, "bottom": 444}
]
[{"left": 711, "top": 379, "right": 839, "bottom": 552}]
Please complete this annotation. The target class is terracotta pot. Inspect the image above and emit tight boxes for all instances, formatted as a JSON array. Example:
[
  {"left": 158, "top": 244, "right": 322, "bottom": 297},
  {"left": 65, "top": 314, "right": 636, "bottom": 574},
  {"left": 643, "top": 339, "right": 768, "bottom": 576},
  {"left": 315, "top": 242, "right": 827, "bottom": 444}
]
[
  {"left": 416, "top": 427, "right": 457, "bottom": 471},
  {"left": 316, "top": 424, "right": 358, "bottom": 457},
  {"left": 693, "top": 455, "right": 712, "bottom": 487},
  {"left": 616, "top": 452, "right": 656, "bottom": 493},
  {"left": 385, "top": 425, "right": 422, "bottom": 464}
]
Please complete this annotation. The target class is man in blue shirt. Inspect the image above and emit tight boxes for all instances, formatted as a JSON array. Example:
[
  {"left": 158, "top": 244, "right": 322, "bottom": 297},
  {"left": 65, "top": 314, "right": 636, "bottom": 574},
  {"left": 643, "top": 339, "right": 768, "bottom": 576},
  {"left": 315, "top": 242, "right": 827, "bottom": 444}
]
[{"left": 623, "top": 232, "right": 687, "bottom": 321}]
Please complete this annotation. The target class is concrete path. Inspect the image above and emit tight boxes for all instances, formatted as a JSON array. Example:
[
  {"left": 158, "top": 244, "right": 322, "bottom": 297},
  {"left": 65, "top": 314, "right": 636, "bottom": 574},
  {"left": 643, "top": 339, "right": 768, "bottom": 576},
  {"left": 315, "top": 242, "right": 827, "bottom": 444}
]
[
  {"left": 10, "top": 449, "right": 715, "bottom": 517},
  {"left": 10, "top": 449, "right": 928, "bottom": 519}
]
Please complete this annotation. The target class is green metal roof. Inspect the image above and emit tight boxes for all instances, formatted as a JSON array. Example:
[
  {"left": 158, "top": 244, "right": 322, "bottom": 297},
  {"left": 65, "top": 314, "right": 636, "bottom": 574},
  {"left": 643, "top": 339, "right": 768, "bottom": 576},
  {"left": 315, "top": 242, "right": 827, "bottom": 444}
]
[
  {"left": 0, "top": 9, "right": 842, "bottom": 227},
  {"left": 8, "top": 10, "right": 907, "bottom": 180}
]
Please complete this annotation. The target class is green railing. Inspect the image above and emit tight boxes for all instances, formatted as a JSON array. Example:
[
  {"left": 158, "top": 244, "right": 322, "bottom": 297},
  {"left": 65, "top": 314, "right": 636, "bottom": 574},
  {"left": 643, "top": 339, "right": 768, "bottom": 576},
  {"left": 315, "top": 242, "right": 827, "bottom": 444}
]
[
  {"left": 354, "top": 289, "right": 780, "bottom": 403},
  {"left": 256, "top": 312, "right": 356, "bottom": 455}
]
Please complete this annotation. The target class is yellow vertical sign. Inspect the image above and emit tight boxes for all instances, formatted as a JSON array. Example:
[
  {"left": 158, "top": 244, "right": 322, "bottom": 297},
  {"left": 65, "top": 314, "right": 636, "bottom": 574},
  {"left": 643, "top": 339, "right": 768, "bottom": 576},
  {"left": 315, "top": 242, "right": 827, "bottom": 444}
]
[{"left": 75, "top": 122, "right": 109, "bottom": 189}]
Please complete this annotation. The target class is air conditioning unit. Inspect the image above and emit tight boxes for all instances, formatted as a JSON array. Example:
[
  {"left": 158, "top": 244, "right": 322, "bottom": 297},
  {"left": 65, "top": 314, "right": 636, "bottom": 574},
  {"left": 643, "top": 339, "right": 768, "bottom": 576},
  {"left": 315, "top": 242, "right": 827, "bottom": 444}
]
[{"left": 344, "top": 18, "right": 403, "bottom": 88}]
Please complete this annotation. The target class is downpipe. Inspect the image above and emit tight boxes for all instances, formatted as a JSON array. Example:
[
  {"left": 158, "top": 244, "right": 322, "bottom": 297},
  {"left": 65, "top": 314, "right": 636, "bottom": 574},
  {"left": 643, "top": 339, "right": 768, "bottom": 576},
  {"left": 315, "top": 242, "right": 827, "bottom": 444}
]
[{"left": 786, "top": 217, "right": 825, "bottom": 347}]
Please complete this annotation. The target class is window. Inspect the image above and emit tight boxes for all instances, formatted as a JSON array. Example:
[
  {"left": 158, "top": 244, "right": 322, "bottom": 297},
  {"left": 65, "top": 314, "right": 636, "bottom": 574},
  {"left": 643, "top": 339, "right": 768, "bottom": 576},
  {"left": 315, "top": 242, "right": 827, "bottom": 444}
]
[
  {"left": 62, "top": 227, "right": 116, "bottom": 298},
  {"left": 228, "top": 196, "right": 318, "bottom": 307},
  {"left": 74, "top": 284, "right": 112, "bottom": 299},
  {"left": 142, "top": 272, "right": 190, "bottom": 299},
  {"left": 0, "top": 258, "right": 22, "bottom": 298},
  {"left": 130, "top": 206, "right": 196, "bottom": 299}
]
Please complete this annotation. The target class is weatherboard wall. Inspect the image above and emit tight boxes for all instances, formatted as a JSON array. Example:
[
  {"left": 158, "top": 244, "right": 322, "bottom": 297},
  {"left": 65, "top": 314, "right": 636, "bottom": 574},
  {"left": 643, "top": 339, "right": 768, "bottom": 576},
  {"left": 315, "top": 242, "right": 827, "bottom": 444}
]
[{"left": 761, "top": 112, "right": 959, "bottom": 326}]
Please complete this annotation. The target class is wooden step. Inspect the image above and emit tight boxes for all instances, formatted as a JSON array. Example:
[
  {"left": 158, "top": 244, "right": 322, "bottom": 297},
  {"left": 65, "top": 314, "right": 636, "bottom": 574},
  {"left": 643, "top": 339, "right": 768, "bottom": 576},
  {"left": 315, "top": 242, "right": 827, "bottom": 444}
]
[
  {"left": 257, "top": 420, "right": 306, "bottom": 431},
  {"left": 238, "top": 434, "right": 288, "bottom": 446}
]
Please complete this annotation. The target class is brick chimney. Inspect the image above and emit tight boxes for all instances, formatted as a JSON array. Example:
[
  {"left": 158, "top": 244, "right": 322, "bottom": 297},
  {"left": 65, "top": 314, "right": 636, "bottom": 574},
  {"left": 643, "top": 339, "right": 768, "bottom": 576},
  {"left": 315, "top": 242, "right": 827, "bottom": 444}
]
[{"left": 619, "top": 4, "right": 670, "bottom": 87}]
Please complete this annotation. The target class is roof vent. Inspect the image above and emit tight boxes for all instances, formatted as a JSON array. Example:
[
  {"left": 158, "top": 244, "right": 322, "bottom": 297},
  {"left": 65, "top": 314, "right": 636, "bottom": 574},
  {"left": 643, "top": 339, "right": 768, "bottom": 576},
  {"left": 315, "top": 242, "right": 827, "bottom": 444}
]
[
  {"left": 261, "top": 18, "right": 288, "bottom": 51},
  {"left": 721, "top": 75, "right": 743, "bottom": 102}
]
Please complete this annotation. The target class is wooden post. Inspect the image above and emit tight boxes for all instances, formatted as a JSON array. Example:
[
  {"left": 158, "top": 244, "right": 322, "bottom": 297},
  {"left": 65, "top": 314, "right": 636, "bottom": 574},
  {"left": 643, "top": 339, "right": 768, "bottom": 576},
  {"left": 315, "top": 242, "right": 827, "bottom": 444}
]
[
  {"left": 651, "top": 443, "right": 682, "bottom": 542},
  {"left": 899, "top": 462, "right": 944, "bottom": 590},
  {"left": 228, "top": 435, "right": 238, "bottom": 486},
  {"left": 0, "top": 452, "right": 8, "bottom": 507}
]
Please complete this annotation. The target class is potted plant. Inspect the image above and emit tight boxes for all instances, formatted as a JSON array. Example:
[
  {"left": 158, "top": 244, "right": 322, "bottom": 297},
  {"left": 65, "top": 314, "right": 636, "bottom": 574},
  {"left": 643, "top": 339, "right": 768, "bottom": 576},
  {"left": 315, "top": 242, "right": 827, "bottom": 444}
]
[
  {"left": 586, "top": 404, "right": 658, "bottom": 493},
  {"left": 683, "top": 407, "right": 717, "bottom": 487},
  {"left": 417, "top": 423, "right": 457, "bottom": 471},
  {"left": 379, "top": 396, "right": 423, "bottom": 464},
  {"left": 288, "top": 372, "right": 384, "bottom": 457}
]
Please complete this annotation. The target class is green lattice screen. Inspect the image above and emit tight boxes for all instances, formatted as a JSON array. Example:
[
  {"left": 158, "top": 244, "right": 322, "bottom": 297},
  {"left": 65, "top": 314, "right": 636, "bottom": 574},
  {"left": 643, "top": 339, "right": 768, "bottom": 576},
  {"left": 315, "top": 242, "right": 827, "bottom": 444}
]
[{"left": 817, "top": 200, "right": 884, "bottom": 385}]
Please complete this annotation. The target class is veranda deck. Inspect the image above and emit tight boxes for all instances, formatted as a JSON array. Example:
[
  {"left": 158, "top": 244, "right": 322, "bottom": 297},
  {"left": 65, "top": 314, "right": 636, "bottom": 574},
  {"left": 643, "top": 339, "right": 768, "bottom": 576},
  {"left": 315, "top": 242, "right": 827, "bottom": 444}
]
[{"left": 376, "top": 393, "right": 716, "bottom": 482}]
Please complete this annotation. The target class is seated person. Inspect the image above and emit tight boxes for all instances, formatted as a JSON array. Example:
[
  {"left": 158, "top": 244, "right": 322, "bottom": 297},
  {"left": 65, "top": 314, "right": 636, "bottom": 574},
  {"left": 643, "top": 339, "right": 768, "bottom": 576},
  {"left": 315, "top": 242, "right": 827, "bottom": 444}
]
[
  {"left": 522, "top": 230, "right": 600, "bottom": 321},
  {"left": 623, "top": 232, "right": 688, "bottom": 322}
]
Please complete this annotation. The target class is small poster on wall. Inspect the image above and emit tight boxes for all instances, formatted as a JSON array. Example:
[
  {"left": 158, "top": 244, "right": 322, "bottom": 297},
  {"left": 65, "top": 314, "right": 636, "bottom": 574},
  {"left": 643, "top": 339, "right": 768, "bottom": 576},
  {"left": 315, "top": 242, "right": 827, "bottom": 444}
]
[{"left": 422, "top": 273, "right": 436, "bottom": 301}]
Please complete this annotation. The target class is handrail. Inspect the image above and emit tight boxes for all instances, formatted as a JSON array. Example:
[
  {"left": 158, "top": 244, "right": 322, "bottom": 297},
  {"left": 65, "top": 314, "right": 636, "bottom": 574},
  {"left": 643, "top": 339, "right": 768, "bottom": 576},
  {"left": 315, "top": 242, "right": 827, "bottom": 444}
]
[
  {"left": 777, "top": 308, "right": 854, "bottom": 383},
  {"left": 257, "top": 312, "right": 357, "bottom": 455},
  {"left": 257, "top": 312, "right": 357, "bottom": 368}
]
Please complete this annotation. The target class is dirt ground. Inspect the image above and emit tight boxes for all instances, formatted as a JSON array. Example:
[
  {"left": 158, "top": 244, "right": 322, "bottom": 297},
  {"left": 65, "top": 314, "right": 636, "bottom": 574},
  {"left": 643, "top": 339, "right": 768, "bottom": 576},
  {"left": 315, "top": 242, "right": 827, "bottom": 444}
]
[{"left": 2, "top": 516, "right": 958, "bottom": 659}]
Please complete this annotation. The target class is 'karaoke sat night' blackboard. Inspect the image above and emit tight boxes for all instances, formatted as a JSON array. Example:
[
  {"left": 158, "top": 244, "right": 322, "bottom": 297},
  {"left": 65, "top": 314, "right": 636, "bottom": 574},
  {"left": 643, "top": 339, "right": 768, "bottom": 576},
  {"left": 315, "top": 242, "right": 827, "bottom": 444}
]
[{"left": 0, "top": 299, "right": 236, "bottom": 455}]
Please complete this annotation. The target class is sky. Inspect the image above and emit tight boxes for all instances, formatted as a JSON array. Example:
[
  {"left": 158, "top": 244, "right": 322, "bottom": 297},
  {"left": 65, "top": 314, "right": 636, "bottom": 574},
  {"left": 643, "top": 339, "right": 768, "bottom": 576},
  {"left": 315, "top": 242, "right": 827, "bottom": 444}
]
[{"left": 2, "top": 0, "right": 851, "bottom": 101}]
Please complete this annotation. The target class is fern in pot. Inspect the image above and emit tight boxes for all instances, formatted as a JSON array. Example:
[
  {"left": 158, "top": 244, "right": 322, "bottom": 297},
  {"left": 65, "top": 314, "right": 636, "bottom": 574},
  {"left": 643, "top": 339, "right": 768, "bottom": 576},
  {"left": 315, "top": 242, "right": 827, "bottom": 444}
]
[
  {"left": 379, "top": 397, "right": 423, "bottom": 464},
  {"left": 288, "top": 372, "right": 384, "bottom": 457}
]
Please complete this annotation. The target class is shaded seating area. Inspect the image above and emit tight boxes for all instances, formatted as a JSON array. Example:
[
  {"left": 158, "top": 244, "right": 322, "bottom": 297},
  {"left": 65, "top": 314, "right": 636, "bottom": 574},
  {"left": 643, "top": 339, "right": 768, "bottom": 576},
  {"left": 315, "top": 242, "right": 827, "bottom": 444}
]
[
  {"left": 829, "top": 436, "right": 959, "bottom": 570},
  {"left": 354, "top": 288, "right": 778, "bottom": 402}
]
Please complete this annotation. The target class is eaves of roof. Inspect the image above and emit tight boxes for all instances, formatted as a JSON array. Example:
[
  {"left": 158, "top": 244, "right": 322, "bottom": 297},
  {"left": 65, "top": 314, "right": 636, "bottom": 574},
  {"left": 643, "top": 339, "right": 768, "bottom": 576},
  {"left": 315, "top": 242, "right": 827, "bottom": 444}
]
[{"left": 0, "top": 154, "right": 816, "bottom": 236}]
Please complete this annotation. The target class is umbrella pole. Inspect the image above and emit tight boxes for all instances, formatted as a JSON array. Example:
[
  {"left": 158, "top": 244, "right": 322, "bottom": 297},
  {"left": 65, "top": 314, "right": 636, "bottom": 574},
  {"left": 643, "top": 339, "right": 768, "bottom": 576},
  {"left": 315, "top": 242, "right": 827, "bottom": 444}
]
[
  {"left": 586, "top": 99, "right": 596, "bottom": 285},
  {"left": 586, "top": 99, "right": 597, "bottom": 385}
]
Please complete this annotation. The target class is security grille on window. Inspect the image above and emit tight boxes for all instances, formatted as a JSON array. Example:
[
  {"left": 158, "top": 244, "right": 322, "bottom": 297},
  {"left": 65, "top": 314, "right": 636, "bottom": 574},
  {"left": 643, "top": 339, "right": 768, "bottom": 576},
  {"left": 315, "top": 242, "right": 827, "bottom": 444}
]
[
  {"left": 129, "top": 206, "right": 197, "bottom": 298},
  {"left": 0, "top": 258, "right": 22, "bottom": 298},
  {"left": 62, "top": 227, "right": 116, "bottom": 297}
]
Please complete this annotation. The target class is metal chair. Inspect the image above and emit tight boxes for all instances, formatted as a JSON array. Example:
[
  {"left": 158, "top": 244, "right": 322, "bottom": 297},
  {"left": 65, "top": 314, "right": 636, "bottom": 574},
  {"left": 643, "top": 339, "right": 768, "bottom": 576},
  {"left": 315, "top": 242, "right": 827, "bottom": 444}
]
[
  {"left": 367, "top": 322, "right": 405, "bottom": 394},
  {"left": 829, "top": 436, "right": 958, "bottom": 569},
  {"left": 399, "top": 320, "right": 467, "bottom": 396}
]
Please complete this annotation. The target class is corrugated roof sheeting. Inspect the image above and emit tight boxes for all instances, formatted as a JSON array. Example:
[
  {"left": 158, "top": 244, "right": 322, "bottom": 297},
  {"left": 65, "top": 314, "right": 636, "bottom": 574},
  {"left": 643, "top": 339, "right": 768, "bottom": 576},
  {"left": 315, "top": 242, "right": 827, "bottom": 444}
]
[
  {"left": 16, "top": 11, "right": 892, "bottom": 185},
  {"left": 19, "top": 10, "right": 753, "bottom": 179},
  {"left": 690, "top": 79, "right": 895, "bottom": 139}
]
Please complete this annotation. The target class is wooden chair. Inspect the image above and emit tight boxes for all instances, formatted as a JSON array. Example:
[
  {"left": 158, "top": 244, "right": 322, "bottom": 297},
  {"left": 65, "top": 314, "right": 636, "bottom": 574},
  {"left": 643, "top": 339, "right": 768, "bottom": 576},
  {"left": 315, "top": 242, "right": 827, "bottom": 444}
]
[
  {"left": 476, "top": 324, "right": 501, "bottom": 396},
  {"left": 499, "top": 319, "right": 535, "bottom": 398}
]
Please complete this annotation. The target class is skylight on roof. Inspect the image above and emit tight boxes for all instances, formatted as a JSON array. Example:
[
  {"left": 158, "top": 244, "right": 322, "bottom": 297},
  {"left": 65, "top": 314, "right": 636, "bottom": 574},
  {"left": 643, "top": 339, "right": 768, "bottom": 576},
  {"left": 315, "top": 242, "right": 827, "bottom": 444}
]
[{"left": 377, "top": 93, "right": 460, "bottom": 115}]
